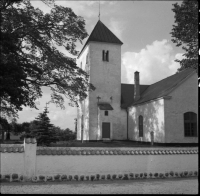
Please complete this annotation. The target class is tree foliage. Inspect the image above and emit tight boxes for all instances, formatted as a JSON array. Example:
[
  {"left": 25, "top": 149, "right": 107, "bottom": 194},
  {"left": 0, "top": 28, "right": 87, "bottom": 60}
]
[
  {"left": 171, "top": 0, "right": 198, "bottom": 72},
  {"left": 0, "top": 116, "right": 10, "bottom": 140},
  {"left": 0, "top": 0, "right": 94, "bottom": 118},
  {"left": 29, "top": 106, "right": 58, "bottom": 146}
]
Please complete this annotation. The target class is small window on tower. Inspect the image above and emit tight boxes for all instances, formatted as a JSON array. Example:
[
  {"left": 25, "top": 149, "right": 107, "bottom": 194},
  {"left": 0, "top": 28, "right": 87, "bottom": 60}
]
[
  {"left": 105, "top": 111, "right": 108, "bottom": 116},
  {"left": 106, "top": 50, "right": 109, "bottom": 62},
  {"left": 102, "top": 50, "right": 109, "bottom": 62},
  {"left": 102, "top": 50, "right": 105, "bottom": 61}
]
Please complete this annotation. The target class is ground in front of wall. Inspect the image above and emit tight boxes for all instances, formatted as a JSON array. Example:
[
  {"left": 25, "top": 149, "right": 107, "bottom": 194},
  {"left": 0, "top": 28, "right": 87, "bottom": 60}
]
[
  {"left": 1, "top": 139, "right": 198, "bottom": 148},
  {"left": 50, "top": 140, "right": 198, "bottom": 148},
  {"left": 1, "top": 177, "right": 198, "bottom": 194}
]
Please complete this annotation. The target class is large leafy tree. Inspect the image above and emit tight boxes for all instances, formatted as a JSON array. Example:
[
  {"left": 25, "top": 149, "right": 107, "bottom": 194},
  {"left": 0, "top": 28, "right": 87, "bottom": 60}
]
[
  {"left": 171, "top": 0, "right": 198, "bottom": 72},
  {"left": 0, "top": 0, "right": 94, "bottom": 118}
]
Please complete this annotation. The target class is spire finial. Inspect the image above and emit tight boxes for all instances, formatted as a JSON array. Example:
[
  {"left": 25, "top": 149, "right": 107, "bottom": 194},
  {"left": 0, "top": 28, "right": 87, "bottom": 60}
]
[{"left": 98, "top": 1, "right": 100, "bottom": 20}]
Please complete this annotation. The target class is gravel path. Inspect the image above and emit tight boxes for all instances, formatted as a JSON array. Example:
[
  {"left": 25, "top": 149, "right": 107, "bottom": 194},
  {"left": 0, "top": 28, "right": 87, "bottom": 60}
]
[{"left": 1, "top": 177, "right": 198, "bottom": 194}]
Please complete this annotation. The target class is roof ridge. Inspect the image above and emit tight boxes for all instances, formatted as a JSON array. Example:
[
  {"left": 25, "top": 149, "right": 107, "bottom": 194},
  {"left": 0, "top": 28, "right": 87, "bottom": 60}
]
[{"left": 146, "top": 68, "right": 195, "bottom": 87}]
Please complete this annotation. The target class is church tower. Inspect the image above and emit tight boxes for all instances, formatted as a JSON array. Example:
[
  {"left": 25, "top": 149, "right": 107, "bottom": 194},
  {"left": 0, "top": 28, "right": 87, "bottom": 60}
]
[{"left": 77, "top": 20, "right": 126, "bottom": 141}]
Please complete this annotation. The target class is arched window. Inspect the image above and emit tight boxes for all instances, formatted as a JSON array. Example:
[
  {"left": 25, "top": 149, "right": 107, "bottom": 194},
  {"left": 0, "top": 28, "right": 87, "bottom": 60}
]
[
  {"left": 184, "top": 112, "right": 197, "bottom": 137},
  {"left": 139, "top": 115, "right": 143, "bottom": 137}
]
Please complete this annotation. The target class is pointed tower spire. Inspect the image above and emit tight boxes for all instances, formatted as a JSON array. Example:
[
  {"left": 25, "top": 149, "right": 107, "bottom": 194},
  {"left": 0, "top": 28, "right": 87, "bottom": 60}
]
[
  {"left": 78, "top": 20, "right": 123, "bottom": 58},
  {"left": 98, "top": 1, "right": 100, "bottom": 20}
]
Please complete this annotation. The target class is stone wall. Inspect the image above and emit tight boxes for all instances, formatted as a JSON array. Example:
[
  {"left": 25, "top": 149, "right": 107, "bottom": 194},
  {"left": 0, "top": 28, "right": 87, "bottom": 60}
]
[{"left": 0, "top": 139, "right": 198, "bottom": 182}]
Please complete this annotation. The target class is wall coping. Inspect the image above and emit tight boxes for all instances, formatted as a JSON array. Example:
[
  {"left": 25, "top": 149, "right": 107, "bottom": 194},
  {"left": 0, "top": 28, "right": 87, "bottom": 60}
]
[
  {"left": 0, "top": 147, "right": 24, "bottom": 153},
  {"left": 36, "top": 147, "right": 198, "bottom": 156},
  {"left": 37, "top": 146, "right": 198, "bottom": 151},
  {"left": 24, "top": 138, "right": 37, "bottom": 144}
]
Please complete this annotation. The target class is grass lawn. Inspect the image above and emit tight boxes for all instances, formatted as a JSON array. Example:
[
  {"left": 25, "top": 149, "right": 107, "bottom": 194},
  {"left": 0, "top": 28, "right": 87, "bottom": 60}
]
[
  {"left": 49, "top": 140, "right": 198, "bottom": 148},
  {"left": 1, "top": 139, "right": 198, "bottom": 148}
]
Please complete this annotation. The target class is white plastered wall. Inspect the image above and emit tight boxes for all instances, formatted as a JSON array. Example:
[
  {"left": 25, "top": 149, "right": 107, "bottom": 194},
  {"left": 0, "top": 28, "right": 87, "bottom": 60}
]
[
  {"left": 76, "top": 46, "right": 90, "bottom": 140},
  {"left": 88, "top": 42, "right": 127, "bottom": 140},
  {"left": 128, "top": 99, "right": 165, "bottom": 143},
  {"left": 164, "top": 73, "right": 198, "bottom": 143}
]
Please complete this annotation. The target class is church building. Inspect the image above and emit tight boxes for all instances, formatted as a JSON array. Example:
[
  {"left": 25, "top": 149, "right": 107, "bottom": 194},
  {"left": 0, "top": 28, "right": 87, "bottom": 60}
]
[{"left": 76, "top": 20, "right": 198, "bottom": 144}]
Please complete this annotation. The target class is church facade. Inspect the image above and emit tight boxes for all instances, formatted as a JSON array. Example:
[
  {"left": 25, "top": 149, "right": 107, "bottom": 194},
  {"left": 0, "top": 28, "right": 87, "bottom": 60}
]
[{"left": 76, "top": 20, "right": 198, "bottom": 143}]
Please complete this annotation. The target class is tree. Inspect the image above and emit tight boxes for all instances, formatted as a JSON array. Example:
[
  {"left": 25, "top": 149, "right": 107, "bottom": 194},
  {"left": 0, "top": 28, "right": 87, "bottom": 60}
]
[
  {"left": 29, "top": 106, "right": 58, "bottom": 146},
  {"left": 171, "top": 0, "right": 198, "bottom": 72},
  {"left": 0, "top": 0, "right": 95, "bottom": 118},
  {"left": 0, "top": 116, "right": 10, "bottom": 141}
]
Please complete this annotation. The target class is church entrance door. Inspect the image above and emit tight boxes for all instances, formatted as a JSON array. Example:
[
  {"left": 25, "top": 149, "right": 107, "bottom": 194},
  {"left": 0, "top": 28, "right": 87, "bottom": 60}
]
[{"left": 102, "top": 122, "right": 110, "bottom": 138}]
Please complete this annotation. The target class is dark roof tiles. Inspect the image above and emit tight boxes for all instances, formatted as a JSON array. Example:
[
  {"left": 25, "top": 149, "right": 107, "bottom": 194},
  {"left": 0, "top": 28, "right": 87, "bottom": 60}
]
[
  {"left": 132, "top": 68, "right": 196, "bottom": 106},
  {"left": 78, "top": 20, "right": 123, "bottom": 58},
  {"left": 121, "top": 84, "right": 149, "bottom": 109}
]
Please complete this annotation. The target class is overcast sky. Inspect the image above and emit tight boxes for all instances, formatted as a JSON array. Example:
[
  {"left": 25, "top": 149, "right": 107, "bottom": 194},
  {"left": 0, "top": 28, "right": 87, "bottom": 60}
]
[{"left": 17, "top": 0, "right": 184, "bottom": 131}]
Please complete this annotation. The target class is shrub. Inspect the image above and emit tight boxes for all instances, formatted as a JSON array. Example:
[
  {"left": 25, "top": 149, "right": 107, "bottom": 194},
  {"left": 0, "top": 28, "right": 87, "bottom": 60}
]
[
  {"left": 165, "top": 173, "right": 169, "bottom": 177},
  {"left": 184, "top": 171, "right": 188, "bottom": 176},
  {"left": 129, "top": 173, "right": 134, "bottom": 178},
  {"left": 5, "top": 174, "right": 10, "bottom": 179},
  {"left": 61, "top": 175, "right": 67, "bottom": 180},
  {"left": 12, "top": 174, "right": 18, "bottom": 179},
  {"left": 68, "top": 175, "right": 72, "bottom": 181},
  {"left": 175, "top": 172, "right": 179, "bottom": 177},
  {"left": 86, "top": 176, "right": 90, "bottom": 181},
  {"left": 112, "top": 174, "right": 117, "bottom": 179},
  {"left": 96, "top": 174, "right": 100, "bottom": 180},
  {"left": 39, "top": 175, "right": 45, "bottom": 180},
  {"left": 80, "top": 175, "right": 84, "bottom": 181},
  {"left": 170, "top": 171, "right": 174, "bottom": 176},
  {"left": 118, "top": 174, "right": 123, "bottom": 179},
  {"left": 149, "top": 173, "right": 153, "bottom": 178},
  {"left": 194, "top": 171, "right": 198, "bottom": 176},
  {"left": 179, "top": 172, "right": 183, "bottom": 177},
  {"left": 144, "top": 173, "right": 147, "bottom": 177},
  {"left": 189, "top": 171, "right": 193, "bottom": 176},
  {"left": 47, "top": 176, "right": 52, "bottom": 181},
  {"left": 135, "top": 174, "right": 139, "bottom": 178},
  {"left": 107, "top": 174, "right": 111, "bottom": 180},
  {"left": 123, "top": 174, "right": 129, "bottom": 180},
  {"left": 74, "top": 175, "right": 79, "bottom": 181},
  {"left": 101, "top": 175, "right": 105, "bottom": 180},
  {"left": 91, "top": 175, "right": 95, "bottom": 181},
  {"left": 154, "top": 173, "right": 158, "bottom": 177},
  {"left": 54, "top": 174, "right": 60, "bottom": 180},
  {"left": 19, "top": 175, "right": 23, "bottom": 181},
  {"left": 159, "top": 173, "right": 164, "bottom": 178},
  {"left": 140, "top": 173, "right": 143, "bottom": 178}
]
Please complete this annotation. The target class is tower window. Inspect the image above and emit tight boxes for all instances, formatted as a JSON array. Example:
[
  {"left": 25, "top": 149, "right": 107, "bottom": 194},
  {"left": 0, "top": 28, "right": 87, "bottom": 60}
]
[
  {"left": 102, "top": 50, "right": 109, "bottom": 62},
  {"left": 106, "top": 51, "right": 109, "bottom": 61},
  {"left": 105, "top": 111, "right": 108, "bottom": 116}
]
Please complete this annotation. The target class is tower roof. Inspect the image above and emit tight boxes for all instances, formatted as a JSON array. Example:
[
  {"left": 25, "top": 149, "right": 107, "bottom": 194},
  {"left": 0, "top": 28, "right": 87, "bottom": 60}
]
[{"left": 78, "top": 20, "right": 123, "bottom": 58}]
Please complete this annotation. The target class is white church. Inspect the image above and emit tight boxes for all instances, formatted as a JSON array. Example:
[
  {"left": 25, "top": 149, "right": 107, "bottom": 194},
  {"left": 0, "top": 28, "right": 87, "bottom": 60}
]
[{"left": 76, "top": 20, "right": 198, "bottom": 144}]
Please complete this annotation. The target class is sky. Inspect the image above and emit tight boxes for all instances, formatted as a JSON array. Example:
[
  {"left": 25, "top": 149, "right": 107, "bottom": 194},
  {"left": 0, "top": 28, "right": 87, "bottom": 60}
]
[{"left": 17, "top": 0, "right": 184, "bottom": 131}]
